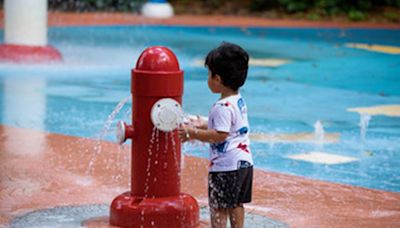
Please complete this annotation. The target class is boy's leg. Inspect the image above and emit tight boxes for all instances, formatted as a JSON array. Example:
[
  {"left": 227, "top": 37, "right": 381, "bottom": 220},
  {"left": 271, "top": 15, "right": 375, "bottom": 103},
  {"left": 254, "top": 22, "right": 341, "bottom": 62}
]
[
  {"left": 210, "top": 207, "right": 228, "bottom": 228},
  {"left": 228, "top": 163, "right": 253, "bottom": 228},
  {"left": 228, "top": 204, "right": 244, "bottom": 228}
]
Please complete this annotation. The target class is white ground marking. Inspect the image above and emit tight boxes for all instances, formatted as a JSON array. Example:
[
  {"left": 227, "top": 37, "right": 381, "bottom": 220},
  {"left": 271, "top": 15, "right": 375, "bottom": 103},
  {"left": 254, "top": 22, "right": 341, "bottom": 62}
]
[{"left": 287, "top": 151, "right": 358, "bottom": 165}]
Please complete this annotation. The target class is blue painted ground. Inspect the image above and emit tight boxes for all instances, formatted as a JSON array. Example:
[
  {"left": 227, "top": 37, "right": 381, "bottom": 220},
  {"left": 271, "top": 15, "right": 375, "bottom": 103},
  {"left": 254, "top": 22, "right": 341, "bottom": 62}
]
[{"left": 0, "top": 26, "right": 399, "bottom": 192}]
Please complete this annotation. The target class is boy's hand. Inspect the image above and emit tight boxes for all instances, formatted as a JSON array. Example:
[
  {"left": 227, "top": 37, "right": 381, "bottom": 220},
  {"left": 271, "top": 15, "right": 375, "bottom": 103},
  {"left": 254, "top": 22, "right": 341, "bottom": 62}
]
[
  {"left": 184, "top": 115, "right": 208, "bottom": 129},
  {"left": 178, "top": 127, "right": 192, "bottom": 143}
]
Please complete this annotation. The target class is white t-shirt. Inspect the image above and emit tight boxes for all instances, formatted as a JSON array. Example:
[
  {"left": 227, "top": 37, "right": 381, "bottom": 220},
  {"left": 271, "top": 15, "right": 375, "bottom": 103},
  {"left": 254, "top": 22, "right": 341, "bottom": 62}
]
[{"left": 208, "top": 94, "right": 253, "bottom": 172}]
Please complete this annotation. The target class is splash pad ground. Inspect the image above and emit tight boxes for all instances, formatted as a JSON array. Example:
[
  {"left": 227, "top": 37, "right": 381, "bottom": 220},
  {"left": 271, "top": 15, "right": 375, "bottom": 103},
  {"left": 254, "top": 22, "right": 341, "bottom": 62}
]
[{"left": 1, "top": 126, "right": 399, "bottom": 227}]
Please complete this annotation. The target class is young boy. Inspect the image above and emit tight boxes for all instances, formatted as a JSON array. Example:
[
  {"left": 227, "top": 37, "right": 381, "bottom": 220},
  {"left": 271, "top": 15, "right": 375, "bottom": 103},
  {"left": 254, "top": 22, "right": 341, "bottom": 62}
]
[{"left": 178, "top": 42, "right": 253, "bottom": 228}]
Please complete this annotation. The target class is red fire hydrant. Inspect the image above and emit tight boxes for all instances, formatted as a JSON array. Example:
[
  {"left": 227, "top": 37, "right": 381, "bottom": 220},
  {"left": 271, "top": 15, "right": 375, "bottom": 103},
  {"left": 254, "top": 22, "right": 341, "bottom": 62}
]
[{"left": 110, "top": 46, "right": 199, "bottom": 227}]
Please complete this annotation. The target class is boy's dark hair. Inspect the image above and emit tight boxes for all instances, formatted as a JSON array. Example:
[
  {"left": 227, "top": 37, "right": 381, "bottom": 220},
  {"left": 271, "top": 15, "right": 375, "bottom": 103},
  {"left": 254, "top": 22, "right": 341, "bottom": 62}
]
[{"left": 205, "top": 42, "right": 249, "bottom": 91}]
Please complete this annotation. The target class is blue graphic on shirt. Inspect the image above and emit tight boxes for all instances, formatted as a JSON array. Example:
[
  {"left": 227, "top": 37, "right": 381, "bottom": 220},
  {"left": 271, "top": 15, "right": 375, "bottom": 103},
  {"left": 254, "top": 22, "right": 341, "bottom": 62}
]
[
  {"left": 210, "top": 141, "right": 229, "bottom": 153},
  {"left": 237, "top": 126, "right": 248, "bottom": 135},
  {"left": 237, "top": 98, "right": 245, "bottom": 111},
  {"left": 237, "top": 98, "right": 247, "bottom": 117}
]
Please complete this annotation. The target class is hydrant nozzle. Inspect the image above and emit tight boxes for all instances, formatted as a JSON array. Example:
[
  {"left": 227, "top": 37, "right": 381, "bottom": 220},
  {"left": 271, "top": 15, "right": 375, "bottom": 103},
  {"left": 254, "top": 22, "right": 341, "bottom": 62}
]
[{"left": 116, "top": 121, "right": 134, "bottom": 144}]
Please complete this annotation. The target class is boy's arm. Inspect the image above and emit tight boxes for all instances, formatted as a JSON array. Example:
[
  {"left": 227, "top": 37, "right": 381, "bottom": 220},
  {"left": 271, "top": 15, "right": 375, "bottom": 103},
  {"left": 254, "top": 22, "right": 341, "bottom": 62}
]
[
  {"left": 178, "top": 127, "right": 228, "bottom": 143},
  {"left": 194, "top": 123, "right": 208, "bottom": 130}
]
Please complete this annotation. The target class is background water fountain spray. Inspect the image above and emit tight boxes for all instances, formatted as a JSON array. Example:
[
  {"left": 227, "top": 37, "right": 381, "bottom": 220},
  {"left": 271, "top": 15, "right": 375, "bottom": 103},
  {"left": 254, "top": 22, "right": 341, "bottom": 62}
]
[
  {"left": 359, "top": 113, "right": 372, "bottom": 142},
  {"left": 314, "top": 120, "right": 325, "bottom": 150}
]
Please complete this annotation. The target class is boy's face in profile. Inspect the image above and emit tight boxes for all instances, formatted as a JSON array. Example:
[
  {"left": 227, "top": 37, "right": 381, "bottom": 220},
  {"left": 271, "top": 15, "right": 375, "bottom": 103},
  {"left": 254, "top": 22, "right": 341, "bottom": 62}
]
[{"left": 207, "top": 69, "right": 222, "bottom": 94}]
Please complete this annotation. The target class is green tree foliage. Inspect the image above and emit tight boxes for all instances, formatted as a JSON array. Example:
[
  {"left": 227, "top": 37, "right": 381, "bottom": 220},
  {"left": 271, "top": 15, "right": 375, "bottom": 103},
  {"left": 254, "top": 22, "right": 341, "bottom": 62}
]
[
  {"left": 250, "top": 0, "right": 399, "bottom": 20},
  {"left": 43, "top": 0, "right": 399, "bottom": 21},
  {"left": 48, "top": 0, "right": 146, "bottom": 12},
  {"left": 276, "top": 0, "right": 398, "bottom": 14}
]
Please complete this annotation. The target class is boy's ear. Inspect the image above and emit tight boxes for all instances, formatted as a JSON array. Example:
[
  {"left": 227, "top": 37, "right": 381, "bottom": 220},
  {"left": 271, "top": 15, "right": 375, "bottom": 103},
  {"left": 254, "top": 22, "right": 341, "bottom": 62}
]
[{"left": 215, "top": 74, "right": 222, "bottom": 83}]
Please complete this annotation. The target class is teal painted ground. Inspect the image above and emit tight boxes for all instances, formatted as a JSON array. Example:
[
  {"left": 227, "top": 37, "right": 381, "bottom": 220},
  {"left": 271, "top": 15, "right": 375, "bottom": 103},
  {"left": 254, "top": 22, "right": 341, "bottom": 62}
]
[{"left": 0, "top": 26, "right": 399, "bottom": 192}]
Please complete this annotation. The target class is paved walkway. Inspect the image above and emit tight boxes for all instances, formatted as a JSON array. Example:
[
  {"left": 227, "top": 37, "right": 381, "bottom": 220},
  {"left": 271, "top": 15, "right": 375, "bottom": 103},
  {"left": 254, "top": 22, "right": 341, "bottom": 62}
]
[
  {"left": 48, "top": 12, "right": 400, "bottom": 28},
  {"left": 0, "top": 11, "right": 399, "bottom": 28}
]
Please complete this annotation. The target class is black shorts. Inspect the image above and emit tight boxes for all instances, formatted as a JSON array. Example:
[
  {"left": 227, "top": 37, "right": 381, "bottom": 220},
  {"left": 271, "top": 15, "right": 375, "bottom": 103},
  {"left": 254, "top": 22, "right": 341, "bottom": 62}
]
[{"left": 208, "top": 161, "right": 253, "bottom": 209}]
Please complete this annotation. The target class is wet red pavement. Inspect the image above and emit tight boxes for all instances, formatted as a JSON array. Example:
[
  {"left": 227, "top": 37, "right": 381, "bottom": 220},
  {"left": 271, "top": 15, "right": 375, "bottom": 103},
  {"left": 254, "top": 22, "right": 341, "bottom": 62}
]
[
  {"left": 0, "top": 11, "right": 400, "bottom": 29},
  {"left": 1, "top": 125, "right": 399, "bottom": 227},
  {"left": 48, "top": 12, "right": 400, "bottom": 29}
]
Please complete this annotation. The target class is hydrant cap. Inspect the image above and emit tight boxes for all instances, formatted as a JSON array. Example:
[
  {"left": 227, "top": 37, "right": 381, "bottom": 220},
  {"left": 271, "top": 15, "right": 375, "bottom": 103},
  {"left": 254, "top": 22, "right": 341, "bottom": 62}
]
[{"left": 136, "top": 46, "right": 180, "bottom": 72}]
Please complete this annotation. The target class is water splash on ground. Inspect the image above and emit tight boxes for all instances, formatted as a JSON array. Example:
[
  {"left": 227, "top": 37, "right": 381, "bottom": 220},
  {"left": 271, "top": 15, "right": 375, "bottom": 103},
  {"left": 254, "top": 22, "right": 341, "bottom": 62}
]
[{"left": 10, "top": 204, "right": 289, "bottom": 228}]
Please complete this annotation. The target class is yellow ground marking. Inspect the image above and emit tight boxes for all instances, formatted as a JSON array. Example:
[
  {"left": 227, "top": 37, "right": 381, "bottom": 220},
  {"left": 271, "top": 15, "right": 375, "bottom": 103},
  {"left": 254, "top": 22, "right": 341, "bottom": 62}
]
[
  {"left": 192, "top": 58, "right": 290, "bottom": 67},
  {"left": 250, "top": 132, "right": 340, "bottom": 144},
  {"left": 347, "top": 105, "right": 400, "bottom": 117},
  {"left": 346, "top": 43, "right": 400, "bottom": 54}
]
